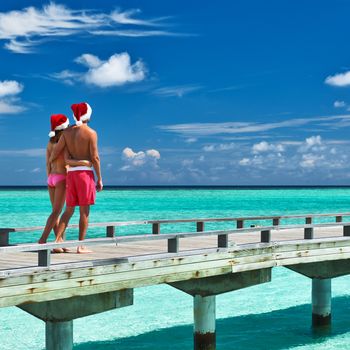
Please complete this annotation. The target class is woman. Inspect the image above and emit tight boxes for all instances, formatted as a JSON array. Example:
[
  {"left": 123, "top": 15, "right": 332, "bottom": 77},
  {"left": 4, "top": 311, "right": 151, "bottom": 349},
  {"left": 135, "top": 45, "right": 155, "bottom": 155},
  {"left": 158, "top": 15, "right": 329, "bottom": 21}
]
[{"left": 38, "top": 114, "right": 91, "bottom": 246}]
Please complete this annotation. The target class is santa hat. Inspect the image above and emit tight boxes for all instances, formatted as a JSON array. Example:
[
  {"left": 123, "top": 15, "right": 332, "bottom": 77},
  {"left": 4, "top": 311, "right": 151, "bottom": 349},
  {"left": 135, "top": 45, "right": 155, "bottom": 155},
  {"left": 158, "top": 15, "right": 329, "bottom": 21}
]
[
  {"left": 71, "top": 102, "right": 92, "bottom": 126},
  {"left": 49, "top": 114, "right": 69, "bottom": 137}
]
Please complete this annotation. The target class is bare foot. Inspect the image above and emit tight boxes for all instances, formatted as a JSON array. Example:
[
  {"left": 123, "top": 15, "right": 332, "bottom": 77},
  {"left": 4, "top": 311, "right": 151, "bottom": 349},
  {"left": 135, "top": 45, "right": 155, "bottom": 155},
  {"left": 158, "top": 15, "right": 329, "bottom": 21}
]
[
  {"left": 52, "top": 248, "right": 64, "bottom": 253},
  {"left": 38, "top": 238, "right": 46, "bottom": 244},
  {"left": 77, "top": 246, "right": 93, "bottom": 254}
]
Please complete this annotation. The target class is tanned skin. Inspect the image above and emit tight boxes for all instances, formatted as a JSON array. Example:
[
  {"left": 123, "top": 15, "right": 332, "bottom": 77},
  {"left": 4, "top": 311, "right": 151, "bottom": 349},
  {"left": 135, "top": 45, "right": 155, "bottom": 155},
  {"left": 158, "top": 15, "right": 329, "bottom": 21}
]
[{"left": 50, "top": 122, "right": 103, "bottom": 253}]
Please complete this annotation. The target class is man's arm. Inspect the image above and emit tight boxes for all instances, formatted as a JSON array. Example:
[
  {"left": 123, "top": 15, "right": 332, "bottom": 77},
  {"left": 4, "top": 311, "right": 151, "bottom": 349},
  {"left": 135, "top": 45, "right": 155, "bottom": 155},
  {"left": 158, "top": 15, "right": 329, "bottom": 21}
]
[
  {"left": 89, "top": 131, "right": 103, "bottom": 191},
  {"left": 64, "top": 148, "right": 92, "bottom": 167},
  {"left": 49, "top": 134, "right": 66, "bottom": 163}
]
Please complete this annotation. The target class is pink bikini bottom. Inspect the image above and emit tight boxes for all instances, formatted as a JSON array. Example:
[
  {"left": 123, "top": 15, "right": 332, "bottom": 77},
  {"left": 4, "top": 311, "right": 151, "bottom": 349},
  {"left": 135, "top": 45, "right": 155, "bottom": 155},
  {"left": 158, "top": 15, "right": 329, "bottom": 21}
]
[{"left": 47, "top": 174, "right": 66, "bottom": 188}]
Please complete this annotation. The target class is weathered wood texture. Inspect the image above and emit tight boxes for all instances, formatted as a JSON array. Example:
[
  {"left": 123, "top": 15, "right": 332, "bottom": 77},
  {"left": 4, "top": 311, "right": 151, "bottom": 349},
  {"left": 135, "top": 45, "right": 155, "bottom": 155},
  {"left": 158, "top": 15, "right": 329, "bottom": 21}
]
[{"left": 0, "top": 226, "right": 348, "bottom": 308}]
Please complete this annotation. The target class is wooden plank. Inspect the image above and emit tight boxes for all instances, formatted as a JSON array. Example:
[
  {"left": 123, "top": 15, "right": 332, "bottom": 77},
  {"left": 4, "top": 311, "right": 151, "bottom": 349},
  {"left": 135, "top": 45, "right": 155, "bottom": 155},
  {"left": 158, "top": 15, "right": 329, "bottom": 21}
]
[
  {"left": 1, "top": 237, "right": 350, "bottom": 290},
  {"left": 2, "top": 240, "right": 350, "bottom": 306}
]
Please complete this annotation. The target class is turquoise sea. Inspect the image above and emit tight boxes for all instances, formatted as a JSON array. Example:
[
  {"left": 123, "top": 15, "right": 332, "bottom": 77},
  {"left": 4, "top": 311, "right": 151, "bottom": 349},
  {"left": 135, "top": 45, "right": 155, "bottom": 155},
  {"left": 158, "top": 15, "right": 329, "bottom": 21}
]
[{"left": 1, "top": 187, "right": 350, "bottom": 350}]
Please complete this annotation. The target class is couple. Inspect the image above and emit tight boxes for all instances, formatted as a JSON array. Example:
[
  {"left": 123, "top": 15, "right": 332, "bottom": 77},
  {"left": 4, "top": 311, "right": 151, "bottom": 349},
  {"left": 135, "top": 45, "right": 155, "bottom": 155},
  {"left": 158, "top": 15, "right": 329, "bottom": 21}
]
[{"left": 38, "top": 102, "right": 103, "bottom": 253}]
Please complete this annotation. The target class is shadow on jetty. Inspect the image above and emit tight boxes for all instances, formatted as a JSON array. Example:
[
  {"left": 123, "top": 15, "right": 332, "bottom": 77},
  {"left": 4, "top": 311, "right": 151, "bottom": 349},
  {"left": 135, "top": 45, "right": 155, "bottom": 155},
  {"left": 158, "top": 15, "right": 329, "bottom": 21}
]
[{"left": 75, "top": 295, "right": 350, "bottom": 350}]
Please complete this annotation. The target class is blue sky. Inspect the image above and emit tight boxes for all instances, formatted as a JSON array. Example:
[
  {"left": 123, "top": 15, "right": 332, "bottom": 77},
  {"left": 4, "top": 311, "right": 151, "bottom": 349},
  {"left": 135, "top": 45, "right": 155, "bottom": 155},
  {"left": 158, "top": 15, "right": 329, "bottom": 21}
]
[{"left": 1, "top": 0, "right": 350, "bottom": 185}]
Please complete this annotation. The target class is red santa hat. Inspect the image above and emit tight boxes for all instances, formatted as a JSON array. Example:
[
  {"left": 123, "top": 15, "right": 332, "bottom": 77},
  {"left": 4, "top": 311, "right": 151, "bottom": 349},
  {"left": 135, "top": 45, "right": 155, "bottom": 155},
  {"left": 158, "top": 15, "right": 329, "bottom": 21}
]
[
  {"left": 49, "top": 114, "right": 69, "bottom": 137},
  {"left": 71, "top": 102, "right": 92, "bottom": 126}
]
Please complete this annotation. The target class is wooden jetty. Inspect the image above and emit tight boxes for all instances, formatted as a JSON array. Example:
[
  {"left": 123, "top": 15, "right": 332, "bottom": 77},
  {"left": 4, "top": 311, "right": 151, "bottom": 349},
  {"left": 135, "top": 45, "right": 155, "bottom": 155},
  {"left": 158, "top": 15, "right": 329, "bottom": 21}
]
[{"left": 1, "top": 212, "right": 350, "bottom": 350}]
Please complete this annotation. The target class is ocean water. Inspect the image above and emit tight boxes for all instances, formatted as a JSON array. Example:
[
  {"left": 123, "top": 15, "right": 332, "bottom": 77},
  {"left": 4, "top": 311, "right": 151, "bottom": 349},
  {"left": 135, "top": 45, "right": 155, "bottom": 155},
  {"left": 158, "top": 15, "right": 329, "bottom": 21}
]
[{"left": 1, "top": 187, "right": 350, "bottom": 350}]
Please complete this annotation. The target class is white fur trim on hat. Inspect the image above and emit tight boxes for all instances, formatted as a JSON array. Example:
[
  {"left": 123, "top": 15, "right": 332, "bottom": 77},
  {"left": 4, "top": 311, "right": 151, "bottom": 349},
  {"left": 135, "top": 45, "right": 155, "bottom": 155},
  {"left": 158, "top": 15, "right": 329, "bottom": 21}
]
[
  {"left": 73, "top": 103, "right": 92, "bottom": 126},
  {"left": 55, "top": 118, "right": 69, "bottom": 131}
]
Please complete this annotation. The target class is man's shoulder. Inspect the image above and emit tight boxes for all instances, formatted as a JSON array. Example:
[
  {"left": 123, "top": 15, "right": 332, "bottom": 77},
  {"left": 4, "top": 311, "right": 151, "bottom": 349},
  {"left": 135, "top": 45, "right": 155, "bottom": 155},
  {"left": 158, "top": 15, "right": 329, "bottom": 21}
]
[
  {"left": 86, "top": 126, "right": 97, "bottom": 136},
  {"left": 63, "top": 126, "right": 75, "bottom": 134}
]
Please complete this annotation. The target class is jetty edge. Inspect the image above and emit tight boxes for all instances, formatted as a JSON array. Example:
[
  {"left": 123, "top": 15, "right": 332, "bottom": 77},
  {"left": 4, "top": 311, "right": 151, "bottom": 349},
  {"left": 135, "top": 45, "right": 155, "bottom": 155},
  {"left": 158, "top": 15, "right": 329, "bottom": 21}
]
[{"left": 1, "top": 212, "right": 350, "bottom": 350}]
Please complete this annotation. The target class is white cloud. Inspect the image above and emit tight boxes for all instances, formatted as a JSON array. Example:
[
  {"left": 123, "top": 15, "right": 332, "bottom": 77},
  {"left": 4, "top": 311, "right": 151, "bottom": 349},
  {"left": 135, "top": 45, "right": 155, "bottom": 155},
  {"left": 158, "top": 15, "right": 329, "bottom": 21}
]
[
  {"left": 30, "top": 167, "right": 41, "bottom": 173},
  {"left": 75, "top": 54, "right": 102, "bottom": 68},
  {"left": 305, "top": 135, "right": 322, "bottom": 147},
  {"left": 146, "top": 149, "right": 160, "bottom": 159},
  {"left": 0, "top": 80, "right": 23, "bottom": 97},
  {"left": 0, "top": 148, "right": 45, "bottom": 156},
  {"left": 300, "top": 154, "right": 324, "bottom": 169},
  {"left": 0, "top": 101, "right": 25, "bottom": 114},
  {"left": 334, "top": 100, "right": 346, "bottom": 108},
  {"left": 298, "top": 135, "right": 325, "bottom": 153},
  {"left": 0, "top": 80, "right": 25, "bottom": 114},
  {"left": 239, "top": 158, "right": 250, "bottom": 166},
  {"left": 158, "top": 114, "right": 350, "bottom": 137},
  {"left": 53, "top": 53, "right": 146, "bottom": 87},
  {"left": 325, "top": 71, "right": 350, "bottom": 87},
  {"left": 110, "top": 9, "right": 167, "bottom": 26},
  {"left": 121, "top": 147, "right": 160, "bottom": 170},
  {"left": 252, "top": 141, "right": 284, "bottom": 154},
  {"left": 203, "top": 142, "right": 236, "bottom": 152},
  {"left": 153, "top": 85, "right": 202, "bottom": 97},
  {"left": 0, "top": 3, "right": 182, "bottom": 53},
  {"left": 82, "top": 53, "right": 145, "bottom": 87},
  {"left": 91, "top": 30, "right": 184, "bottom": 37}
]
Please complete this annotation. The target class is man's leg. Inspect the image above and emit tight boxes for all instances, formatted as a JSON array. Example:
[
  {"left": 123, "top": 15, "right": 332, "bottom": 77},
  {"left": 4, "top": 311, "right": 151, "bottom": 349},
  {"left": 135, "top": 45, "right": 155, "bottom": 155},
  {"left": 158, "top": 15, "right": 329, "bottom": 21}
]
[{"left": 77, "top": 205, "right": 92, "bottom": 253}]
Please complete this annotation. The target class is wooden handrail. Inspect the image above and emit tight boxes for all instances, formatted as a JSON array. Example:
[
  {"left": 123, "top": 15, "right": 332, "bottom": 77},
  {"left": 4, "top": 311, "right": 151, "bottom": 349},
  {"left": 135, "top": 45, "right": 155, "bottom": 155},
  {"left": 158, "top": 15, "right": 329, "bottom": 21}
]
[
  {"left": 2, "top": 220, "right": 350, "bottom": 253},
  {"left": 2, "top": 217, "right": 350, "bottom": 268},
  {"left": 2, "top": 212, "right": 350, "bottom": 233}
]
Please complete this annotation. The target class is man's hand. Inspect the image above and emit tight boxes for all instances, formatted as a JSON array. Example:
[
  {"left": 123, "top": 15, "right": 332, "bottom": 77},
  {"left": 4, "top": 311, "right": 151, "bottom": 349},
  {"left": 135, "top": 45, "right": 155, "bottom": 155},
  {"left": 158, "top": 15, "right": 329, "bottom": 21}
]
[{"left": 96, "top": 179, "right": 103, "bottom": 192}]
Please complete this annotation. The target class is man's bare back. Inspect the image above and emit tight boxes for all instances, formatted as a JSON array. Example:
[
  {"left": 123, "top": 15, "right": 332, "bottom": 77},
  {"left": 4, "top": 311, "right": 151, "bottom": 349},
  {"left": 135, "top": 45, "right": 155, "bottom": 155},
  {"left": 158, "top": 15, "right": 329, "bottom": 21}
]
[{"left": 64, "top": 124, "right": 96, "bottom": 161}]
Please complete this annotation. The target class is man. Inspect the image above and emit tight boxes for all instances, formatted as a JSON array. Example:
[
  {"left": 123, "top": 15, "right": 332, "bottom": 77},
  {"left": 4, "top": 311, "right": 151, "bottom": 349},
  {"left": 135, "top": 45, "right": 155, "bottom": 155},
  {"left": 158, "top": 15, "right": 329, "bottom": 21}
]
[{"left": 50, "top": 102, "right": 103, "bottom": 253}]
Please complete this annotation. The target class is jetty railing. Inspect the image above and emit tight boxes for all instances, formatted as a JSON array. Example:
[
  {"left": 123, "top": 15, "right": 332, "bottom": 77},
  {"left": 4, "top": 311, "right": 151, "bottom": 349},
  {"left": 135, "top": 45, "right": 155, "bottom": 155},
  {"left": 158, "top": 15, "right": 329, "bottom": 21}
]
[{"left": 1, "top": 212, "right": 350, "bottom": 269}]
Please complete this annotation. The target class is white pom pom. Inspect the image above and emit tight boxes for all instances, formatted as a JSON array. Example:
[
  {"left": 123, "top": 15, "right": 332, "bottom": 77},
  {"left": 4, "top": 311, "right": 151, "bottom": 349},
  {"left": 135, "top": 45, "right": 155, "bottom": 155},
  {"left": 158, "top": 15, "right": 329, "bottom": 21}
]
[
  {"left": 76, "top": 120, "right": 83, "bottom": 126},
  {"left": 48, "top": 131, "right": 55, "bottom": 137}
]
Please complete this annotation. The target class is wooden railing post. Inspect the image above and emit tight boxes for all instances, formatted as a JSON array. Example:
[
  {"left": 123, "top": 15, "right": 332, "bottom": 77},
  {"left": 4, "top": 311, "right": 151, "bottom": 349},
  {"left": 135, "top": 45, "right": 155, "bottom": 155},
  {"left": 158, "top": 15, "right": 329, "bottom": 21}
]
[
  {"left": 218, "top": 234, "right": 228, "bottom": 248},
  {"left": 336, "top": 216, "right": 342, "bottom": 223},
  {"left": 152, "top": 223, "right": 160, "bottom": 235},
  {"left": 273, "top": 218, "right": 280, "bottom": 226},
  {"left": 168, "top": 237, "right": 179, "bottom": 253},
  {"left": 106, "top": 226, "right": 115, "bottom": 237},
  {"left": 343, "top": 225, "right": 350, "bottom": 236},
  {"left": 304, "top": 217, "right": 314, "bottom": 239},
  {"left": 196, "top": 221, "right": 204, "bottom": 232},
  {"left": 236, "top": 220, "right": 244, "bottom": 229},
  {"left": 38, "top": 249, "right": 51, "bottom": 267},
  {"left": 261, "top": 230, "right": 271, "bottom": 243},
  {"left": 0, "top": 229, "right": 10, "bottom": 246}
]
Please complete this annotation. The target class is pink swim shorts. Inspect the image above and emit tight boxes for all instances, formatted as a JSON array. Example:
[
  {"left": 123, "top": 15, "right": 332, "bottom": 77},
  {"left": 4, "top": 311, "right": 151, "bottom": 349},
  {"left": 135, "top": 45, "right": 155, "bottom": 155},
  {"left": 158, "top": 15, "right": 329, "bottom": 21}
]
[
  {"left": 66, "top": 170, "right": 96, "bottom": 207},
  {"left": 47, "top": 173, "right": 66, "bottom": 188}
]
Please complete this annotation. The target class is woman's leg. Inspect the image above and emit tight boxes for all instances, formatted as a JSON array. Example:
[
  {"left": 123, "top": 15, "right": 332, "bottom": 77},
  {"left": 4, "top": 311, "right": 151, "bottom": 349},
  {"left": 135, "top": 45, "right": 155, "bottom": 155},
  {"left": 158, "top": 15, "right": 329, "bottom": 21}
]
[
  {"left": 39, "top": 181, "right": 66, "bottom": 244},
  {"left": 55, "top": 206, "right": 75, "bottom": 241},
  {"left": 38, "top": 186, "right": 55, "bottom": 243}
]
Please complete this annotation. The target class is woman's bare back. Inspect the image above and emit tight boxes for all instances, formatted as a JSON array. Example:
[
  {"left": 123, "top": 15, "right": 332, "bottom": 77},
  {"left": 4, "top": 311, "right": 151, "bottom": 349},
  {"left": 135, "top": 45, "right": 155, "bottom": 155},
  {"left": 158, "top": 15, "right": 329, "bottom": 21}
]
[{"left": 47, "top": 142, "right": 66, "bottom": 174}]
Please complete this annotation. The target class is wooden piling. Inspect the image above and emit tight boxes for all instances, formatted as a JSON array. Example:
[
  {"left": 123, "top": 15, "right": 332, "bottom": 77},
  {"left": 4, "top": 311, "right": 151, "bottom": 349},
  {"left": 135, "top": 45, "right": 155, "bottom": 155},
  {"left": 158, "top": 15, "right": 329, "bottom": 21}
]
[
  {"left": 312, "top": 278, "right": 331, "bottom": 327},
  {"left": 194, "top": 295, "right": 216, "bottom": 350},
  {"left": 46, "top": 320, "right": 73, "bottom": 350}
]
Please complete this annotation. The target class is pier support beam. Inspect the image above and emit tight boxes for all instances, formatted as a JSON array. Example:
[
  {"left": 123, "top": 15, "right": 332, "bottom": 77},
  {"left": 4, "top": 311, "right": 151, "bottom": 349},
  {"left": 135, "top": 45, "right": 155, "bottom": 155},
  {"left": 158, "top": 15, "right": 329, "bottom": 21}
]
[
  {"left": 46, "top": 320, "right": 73, "bottom": 350},
  {"left": 19, "top": 289, "right": 133, "bottom": 350},
  {"left": 312, "top": 278, "right": 331, "bottom": 327},
  {"left": 170, "top": 269, "right": 271, "bottom": 350},
  {"left": 194, "top": 295, "right": 216, "bottom": 350}
]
